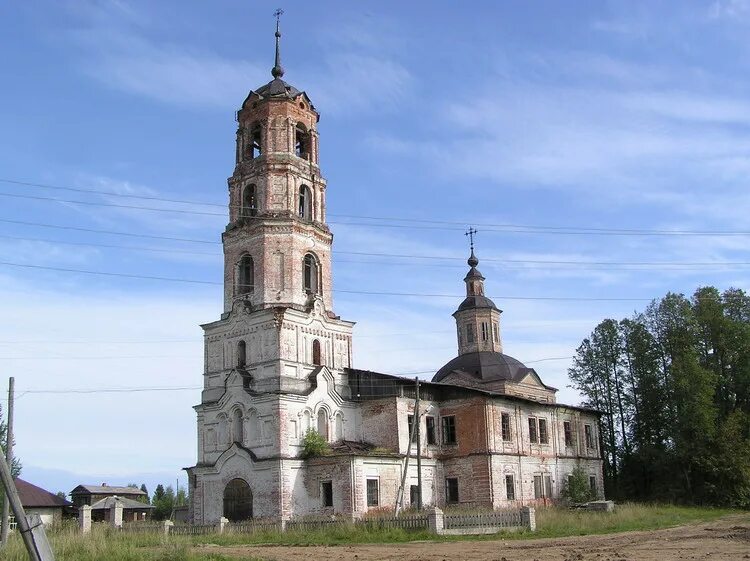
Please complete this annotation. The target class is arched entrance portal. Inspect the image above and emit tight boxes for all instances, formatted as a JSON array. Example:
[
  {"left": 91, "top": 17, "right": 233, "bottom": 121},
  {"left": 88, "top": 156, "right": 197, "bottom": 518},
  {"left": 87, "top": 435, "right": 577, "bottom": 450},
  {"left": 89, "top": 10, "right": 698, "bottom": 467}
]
[{"left": 223, "top": 478, "right": 253, "bottom": 521}]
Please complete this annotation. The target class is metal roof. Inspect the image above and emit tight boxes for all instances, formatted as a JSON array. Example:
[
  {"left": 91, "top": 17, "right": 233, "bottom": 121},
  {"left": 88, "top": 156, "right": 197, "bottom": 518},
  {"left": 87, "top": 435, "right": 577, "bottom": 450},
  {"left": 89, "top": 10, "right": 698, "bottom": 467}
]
[
  {"left": 71, "top": 485, "right": 146, "bottom": 496},
  {"left": 456, "top": 294, "right": 499, "bottom": 312},
  {"left": 90, "top": 496, "right": 154, "bottom": 510},
  {"left": 16, "top": 478, "right": 72, "bottom": 508}
]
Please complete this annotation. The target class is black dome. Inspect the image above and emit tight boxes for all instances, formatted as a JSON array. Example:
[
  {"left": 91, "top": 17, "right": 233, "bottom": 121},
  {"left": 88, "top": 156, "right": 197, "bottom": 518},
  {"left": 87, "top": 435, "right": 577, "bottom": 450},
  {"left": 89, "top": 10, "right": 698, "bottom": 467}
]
[
  {"left": 433, "top": 351, "right": 533, "bottom": 384},
  {"left": 456, "top": 295, "right": 499, "bottom": 312}
]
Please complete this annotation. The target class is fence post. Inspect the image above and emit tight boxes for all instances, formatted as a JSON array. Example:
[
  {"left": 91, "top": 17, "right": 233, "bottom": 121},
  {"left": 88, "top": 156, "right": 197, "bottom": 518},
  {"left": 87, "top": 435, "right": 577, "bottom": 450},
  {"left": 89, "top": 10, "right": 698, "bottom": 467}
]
[
  {"left": 79, "top": 505, "right": 92, "bottom": 534},
  {"left": 110, "top": 499, "right": 123, "bottom": 529},
  {"left": 427, "top": 506, "right": 444, "bottom": 535},
  {"left": 218, "top": 517, "right": 229, "bottom": 534},
  {"left": 163, "top": 520, "right": 173, "bottom": 536},
  {"left": 521, "top": 506, "right": 536, "bottom": 532}
]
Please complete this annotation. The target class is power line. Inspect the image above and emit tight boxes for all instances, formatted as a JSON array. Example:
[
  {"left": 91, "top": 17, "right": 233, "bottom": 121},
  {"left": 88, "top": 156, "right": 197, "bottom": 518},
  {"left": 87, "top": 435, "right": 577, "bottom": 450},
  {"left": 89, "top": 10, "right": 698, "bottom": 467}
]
[
  {"left": 2, "top": 231, "right": 750, "bottom": 270},
  {"left": 3, "top": 178, "right": 750, "bottom": 236},
  {"left": 0, "top": 218, "right": 220, "bottom": 244},
  {"left": 0, "top": 259, "right": 743, "bottom": 302}
]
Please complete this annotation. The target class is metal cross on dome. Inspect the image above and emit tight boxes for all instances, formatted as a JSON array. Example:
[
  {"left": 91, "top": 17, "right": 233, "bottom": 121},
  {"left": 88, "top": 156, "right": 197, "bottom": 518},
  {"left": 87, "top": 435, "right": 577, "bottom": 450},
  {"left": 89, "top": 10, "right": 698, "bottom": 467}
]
[
  {"left": 273, "top": 8, "right": 284, "bottom": 21},
  {"left": 465, "top": 227, "right": 478, "bottom": 251}
]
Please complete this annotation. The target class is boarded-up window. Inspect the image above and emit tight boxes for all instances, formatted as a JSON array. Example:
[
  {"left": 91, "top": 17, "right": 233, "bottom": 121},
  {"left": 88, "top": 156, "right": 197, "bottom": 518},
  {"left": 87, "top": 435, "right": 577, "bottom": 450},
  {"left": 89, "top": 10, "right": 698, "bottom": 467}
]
[
  {"left": 528, "top": 417, "right": 538, "bottom": 443},
  {"left": 589, "top": 475, "right": 597, "bottom": 494},
  {"left": 584, "top": 424, "right": 594, "bottom": 448},
  {"left": 312, "top": 339, "right": 322, "bottom": 366},
  {"left": 501, "top": 413, "right": 512, "bottom": 442},
  {"left": 466, "top": 324, "right": 475, "bottom": 343},
  {"left": 366, "top": 479, "right": 379, "bottom": 507},
  {"left": 538, "top": 418, "right": 549, "bottom": 444},
  {"left": 564, "top": 421, "right": 573, "bottom": 446},
  {"left": 544, "top": 475, "right": 553, "bottom": 498},
  {"left": 533, "top": 475, "right": 542, "bottom": 499}
]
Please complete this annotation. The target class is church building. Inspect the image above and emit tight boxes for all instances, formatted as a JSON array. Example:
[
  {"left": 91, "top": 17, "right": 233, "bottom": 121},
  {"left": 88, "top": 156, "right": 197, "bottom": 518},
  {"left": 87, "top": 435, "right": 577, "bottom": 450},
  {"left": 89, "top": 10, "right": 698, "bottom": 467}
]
[{"left": 186, "top": 21, "right": 604, "bottom": 524}]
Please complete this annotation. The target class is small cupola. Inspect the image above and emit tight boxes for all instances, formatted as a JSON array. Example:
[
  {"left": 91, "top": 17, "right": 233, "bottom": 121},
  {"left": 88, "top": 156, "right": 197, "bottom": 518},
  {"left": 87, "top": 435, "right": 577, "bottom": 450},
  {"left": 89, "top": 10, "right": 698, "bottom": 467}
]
[{"left": 451, "top": 231, "right": 503, "bottom": 356}]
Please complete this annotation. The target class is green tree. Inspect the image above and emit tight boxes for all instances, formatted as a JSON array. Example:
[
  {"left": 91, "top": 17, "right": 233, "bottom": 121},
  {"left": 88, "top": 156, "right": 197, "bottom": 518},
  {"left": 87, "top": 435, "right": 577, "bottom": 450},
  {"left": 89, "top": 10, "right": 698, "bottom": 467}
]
[
  {"left": 139, "top": 483, "right": 150, "bottom": 504},
  {"left": 152, "top": 484, "right": 176, "bottom": 520}
]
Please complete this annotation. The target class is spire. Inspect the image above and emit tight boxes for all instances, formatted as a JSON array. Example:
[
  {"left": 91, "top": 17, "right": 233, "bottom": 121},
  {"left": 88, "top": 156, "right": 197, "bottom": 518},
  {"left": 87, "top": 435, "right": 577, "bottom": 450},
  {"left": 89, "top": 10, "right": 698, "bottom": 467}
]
[
  {"left": 271, "top": 9, "right": 285, "bottom": 79},
  {"left": 465, "top": 227, "right": 480, "bottom": 268}
]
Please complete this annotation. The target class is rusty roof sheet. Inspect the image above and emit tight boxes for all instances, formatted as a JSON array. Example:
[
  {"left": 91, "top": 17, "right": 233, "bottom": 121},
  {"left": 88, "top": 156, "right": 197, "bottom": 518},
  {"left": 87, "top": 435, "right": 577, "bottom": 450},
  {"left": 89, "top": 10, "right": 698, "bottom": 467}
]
[{"left": 16, "top": 478, "right": 72, "bottom": 508}]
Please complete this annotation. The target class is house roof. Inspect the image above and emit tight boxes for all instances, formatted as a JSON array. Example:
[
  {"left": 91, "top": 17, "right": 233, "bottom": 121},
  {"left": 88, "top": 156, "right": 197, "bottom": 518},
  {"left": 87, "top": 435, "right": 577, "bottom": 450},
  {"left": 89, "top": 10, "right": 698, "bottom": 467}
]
[
  {"left": 90, "top": 496, "right": 155, "bottom": 510},
  {"left": 16, "top": 478, "right": 71, "bottom": 508},
  {"left": 71, "top": 485, "right": 146, "bottom": 496}
]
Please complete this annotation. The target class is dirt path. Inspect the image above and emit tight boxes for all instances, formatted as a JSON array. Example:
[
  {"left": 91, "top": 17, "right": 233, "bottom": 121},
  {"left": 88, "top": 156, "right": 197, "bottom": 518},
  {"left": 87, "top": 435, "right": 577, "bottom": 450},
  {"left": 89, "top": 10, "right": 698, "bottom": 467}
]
[{"left": 196, "top": 514, "right": 750, "bottom": 561}]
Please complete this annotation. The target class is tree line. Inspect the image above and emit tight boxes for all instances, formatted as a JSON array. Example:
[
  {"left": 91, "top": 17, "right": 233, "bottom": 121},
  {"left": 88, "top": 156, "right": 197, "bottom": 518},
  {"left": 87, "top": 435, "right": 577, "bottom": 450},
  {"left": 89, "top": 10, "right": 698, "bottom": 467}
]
[
  {"left": 125, "top": 482, "right": 188, "bottom": 520},
  {"left": 569, "top": 286, "right": 750, "bottom": 507}
]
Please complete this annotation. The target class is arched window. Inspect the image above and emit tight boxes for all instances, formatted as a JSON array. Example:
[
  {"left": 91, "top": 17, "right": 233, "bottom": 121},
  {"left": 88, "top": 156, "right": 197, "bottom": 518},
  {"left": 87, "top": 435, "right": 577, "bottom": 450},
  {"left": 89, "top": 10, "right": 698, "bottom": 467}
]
[
  {"left": 298, "top": 186, "right": 312, "bottom": 220},
  {"left": 237, "top": 340, "right": 246, "bottom": 368},
  {"left": 241, "top": 185, "right": 257, "bottom": 218},
  {"left": 334, "top": 412, "right": 344, "bottom": 441},
  {"left": 232, "top": 409, "right": 244, "bottom": 444},
  {"left": 237, "top": 254, "right": 254, "bottom": 295},
  {"left": 302, "top": 410, "right": 312, "bottom": 433},
  {"left": 312, "top": 339, "right": 322, "bottom": 366},
  {"left": 248, "top": 123, "right": 262, "bottom": 159},
  {"left": 303, "top": 253, "right": 320, "bottom": 294},
  {"left": 317, "top": 409, "right": 329, "bottom": 441},
  {"left": 295, "top": 123, "right": 310, "bottom": 159}
]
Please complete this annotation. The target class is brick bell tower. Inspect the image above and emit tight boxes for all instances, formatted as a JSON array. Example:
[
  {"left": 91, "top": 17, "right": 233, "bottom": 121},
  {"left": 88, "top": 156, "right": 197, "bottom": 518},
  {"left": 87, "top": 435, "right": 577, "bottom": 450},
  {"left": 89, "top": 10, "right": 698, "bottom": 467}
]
[{"left": 188, "top": 15, "right": 355, "bottom": 523}]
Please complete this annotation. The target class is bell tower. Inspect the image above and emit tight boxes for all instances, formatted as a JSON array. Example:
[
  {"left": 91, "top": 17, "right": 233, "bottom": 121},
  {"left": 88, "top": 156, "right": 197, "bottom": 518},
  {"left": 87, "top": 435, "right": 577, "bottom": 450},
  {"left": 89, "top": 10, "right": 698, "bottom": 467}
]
[{"left": 223, "top": 13, "right": 330, "bottom": 315}]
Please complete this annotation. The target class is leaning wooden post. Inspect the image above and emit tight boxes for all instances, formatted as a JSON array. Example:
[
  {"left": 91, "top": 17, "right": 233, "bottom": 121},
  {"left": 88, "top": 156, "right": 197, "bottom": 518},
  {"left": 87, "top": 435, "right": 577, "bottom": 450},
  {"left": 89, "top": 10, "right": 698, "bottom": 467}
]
[{"left": 0, "top": 449, "right": 55, "bottom": 560}]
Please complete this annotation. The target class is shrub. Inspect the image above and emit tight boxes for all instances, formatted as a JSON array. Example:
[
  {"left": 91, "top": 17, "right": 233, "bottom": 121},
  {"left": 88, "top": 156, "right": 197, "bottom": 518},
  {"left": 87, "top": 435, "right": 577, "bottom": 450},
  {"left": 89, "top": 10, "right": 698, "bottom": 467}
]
[
  {"left": 562, "top": 465, "right": 595, "bottom": 504},
  {"left": 301, "top": 429, "right": 330, "bottom": 458}
]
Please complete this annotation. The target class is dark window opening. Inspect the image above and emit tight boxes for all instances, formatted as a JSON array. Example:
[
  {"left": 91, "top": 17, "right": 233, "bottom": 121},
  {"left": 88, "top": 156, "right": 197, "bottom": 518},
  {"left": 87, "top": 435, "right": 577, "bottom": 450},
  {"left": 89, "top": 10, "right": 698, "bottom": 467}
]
[
  {"left": 501, "top": 413, "right": 512, "bottom": 442},
  {"left": 237, "top": 340, "right": 246, "bottom": 368},
  {"left": 295, "top": 123, "right": 310, "bottom": 159},
  {"left": 298, "top": 185, "right": 312, "bottom": 220},
  {"left": 303, "top": 253, "right": 320, "bottom": 294},
  {"left": 407, "top": 414, "right": 416, "bottom": 443},
  {"left": 442, "top": 415, "right": 457, "bottom": 445},
  {"left": 481, "top": 322, "right": 489, "bottom": 342},
  {"left": 505, "top": 474, "right": 515, "bottom": 500},
  {"left": 321, "top": 481, "right": 333, "bottom": 508},
  {"left": 237, "top": 254, "right": 254, "bottom": 295},
  {"left": 241, "top": 185, "right": 257, "bottom": 217},
  {"left": 445, "top": 478, "right": 459, "bottom": 504},
  {"left": 563, "top": 421, "right": 573, "bottom": 447},
  {"left": 249, "top": 124, "right": 262, "bottom": 159},
  {"left": 426, "top": 416, "right": 436, "bottom": 445},
  {"left": 410, "top": 485, "right": 420, "bottom": 507},
  {"left": 533, "top": 475, "right": 542, "bottom": 499},
  {"left": 589, "top": 475, "right": 597, "bottom": 494},
  {"left": 232, "top": 409, "right": 244, "bottom": 444},
  {"left": 493, "top": 323, "right": 499, "bottom": 342},
  {"left": 312, "top": 339, "right": 322, "bottom": 366},
  {"left": 366, "top": 479, "right": 379, "bottom": 507},
  {"left": 528, "top": 417, "right": 538, "bottom": 443}
]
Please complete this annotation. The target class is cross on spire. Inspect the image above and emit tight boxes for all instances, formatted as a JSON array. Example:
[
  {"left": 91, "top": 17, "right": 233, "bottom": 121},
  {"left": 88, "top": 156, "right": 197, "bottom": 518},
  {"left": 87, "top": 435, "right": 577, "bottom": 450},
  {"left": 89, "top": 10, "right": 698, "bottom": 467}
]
[
  {"left": 271, "top": 8, "right": 285, "bottom": 79},
  {"left": 465, "top": 227, "right": 478, "bottom": 252}
]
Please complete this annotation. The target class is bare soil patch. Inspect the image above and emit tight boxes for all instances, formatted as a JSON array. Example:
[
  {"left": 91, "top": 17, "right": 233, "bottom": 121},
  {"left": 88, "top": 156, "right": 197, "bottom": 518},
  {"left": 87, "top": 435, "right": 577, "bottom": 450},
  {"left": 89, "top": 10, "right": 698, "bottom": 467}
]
[{"left": 198, "top": 514, "right": 750, "bottom": 561}]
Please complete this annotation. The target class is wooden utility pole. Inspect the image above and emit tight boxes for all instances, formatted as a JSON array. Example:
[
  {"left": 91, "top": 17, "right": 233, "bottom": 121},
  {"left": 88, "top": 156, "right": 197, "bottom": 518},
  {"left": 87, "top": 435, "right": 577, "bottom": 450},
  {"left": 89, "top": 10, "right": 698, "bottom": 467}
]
[
  {"left": 415, "top": 378, "right": 423, "bottom": 510},
  {"left": 0, "top": 438, "right": 55, "bottom": 560},
  {"left": 1, "top": 376, "right": 14, "bottom": 544},
  {"left": 395, "top": 378, "right": 421, "bottom": 514}
]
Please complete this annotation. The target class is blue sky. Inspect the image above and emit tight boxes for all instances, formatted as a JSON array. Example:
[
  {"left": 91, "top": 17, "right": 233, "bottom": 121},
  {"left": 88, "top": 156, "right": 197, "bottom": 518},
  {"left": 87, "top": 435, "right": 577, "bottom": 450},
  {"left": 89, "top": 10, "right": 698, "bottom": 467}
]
[{"left": 2, "top": 0, "right": 750, "bottom": 495}]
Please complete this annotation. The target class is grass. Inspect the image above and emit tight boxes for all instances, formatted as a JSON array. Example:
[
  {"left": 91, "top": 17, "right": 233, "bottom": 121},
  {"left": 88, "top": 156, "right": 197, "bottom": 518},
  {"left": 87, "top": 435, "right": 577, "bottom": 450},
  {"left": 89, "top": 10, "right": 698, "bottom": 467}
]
[{"left": 0, "top": 504, "right": 740, "bottom": 560}]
